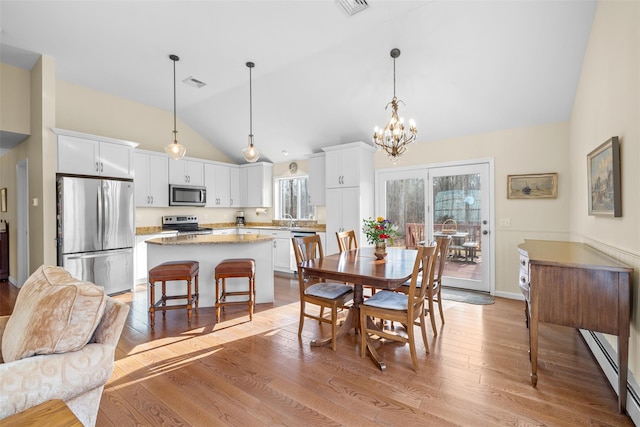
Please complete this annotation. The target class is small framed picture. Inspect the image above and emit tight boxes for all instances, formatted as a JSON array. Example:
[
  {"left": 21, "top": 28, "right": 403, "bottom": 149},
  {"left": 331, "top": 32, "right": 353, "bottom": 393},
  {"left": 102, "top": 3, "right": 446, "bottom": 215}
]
[
  {"left": 507, "top": 173, "right": 558, "bottom": 199},
  {"left": 587, "top": 136, "right": 621, "bottom": 217}
]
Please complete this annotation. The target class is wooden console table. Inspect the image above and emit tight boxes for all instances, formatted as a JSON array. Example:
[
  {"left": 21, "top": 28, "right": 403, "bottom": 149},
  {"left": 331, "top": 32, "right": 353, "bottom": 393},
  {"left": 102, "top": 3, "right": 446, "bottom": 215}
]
[{"left": 518, "top": 240, "right": 632, "bottom": 413}]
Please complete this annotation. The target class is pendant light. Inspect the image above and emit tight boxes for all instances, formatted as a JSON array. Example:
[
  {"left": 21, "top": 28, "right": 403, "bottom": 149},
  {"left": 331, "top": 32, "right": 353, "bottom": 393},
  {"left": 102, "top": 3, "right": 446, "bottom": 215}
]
[
  {"left": 373, "top": 48, "right": 417, "bottom": 160},
  {"left": 165, "top": 54, "right": 186, "bottom": 160},
  {"left": 242, "top": 61, "right": 260, "bottom": 163}
]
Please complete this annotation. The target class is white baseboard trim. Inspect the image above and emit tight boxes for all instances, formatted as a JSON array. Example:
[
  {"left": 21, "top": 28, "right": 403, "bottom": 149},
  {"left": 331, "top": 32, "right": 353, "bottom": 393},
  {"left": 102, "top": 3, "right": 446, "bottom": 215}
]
[
  {"left": 580, "top": 329, "right": 639, "bottom": 423},
  {"left": 493, "top": 290, "right": 523, "bottom": 300}
]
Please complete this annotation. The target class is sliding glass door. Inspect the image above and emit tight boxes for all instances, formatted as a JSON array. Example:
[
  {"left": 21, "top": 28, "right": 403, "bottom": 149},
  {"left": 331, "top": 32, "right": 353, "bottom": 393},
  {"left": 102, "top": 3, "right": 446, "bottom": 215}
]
[
  {"left": 378, "top": 169, "right": 428, "bottom": 249},
  {"left": 376, "top": 161, "right": 492, "bottom": 293}
]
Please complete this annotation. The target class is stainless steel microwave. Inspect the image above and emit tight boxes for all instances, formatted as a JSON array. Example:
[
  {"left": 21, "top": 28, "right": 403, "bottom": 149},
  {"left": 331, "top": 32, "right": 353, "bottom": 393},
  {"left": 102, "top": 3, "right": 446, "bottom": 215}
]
[{"left": 169, "top": 185, "right": 206, "bottom": 207}]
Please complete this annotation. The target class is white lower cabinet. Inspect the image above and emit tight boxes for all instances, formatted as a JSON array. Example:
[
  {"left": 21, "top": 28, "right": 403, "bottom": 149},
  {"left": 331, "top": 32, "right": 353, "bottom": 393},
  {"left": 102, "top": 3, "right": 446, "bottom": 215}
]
[{"left": 260, "top": 229, "right": 293, "bottom": 272}]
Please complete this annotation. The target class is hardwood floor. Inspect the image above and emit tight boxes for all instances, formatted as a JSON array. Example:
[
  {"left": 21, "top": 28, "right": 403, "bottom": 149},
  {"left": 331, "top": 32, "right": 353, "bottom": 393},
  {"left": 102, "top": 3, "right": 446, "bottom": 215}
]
[{"left": 1, "top": 275, "right": 633, "bottom": 426}]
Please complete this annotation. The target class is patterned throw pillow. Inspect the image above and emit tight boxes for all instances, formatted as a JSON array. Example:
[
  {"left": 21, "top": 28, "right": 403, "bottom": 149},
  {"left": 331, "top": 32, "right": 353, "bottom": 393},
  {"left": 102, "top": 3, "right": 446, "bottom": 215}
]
[{"left": 1, "top": 265, "right": 107, "bottom": 362}]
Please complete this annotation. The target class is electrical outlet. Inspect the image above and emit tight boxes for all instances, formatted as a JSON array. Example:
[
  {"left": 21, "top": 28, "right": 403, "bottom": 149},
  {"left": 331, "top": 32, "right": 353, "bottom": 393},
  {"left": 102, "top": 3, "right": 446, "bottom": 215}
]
[{"left": 500, "top": 218, "right": 511, "bottom": 227}]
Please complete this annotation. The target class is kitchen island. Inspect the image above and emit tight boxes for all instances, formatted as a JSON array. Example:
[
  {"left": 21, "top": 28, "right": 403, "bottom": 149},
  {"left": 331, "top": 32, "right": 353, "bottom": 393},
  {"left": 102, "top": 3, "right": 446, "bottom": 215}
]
[{"left": 146, "top": 233, "right": 275, "bottom": 308}]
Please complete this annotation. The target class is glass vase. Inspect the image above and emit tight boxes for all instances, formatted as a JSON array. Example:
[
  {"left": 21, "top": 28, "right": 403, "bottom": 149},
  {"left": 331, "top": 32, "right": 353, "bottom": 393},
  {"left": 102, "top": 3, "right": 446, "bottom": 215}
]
[{"left": 374, "top": 240, "right": 387, "bottom": 260}]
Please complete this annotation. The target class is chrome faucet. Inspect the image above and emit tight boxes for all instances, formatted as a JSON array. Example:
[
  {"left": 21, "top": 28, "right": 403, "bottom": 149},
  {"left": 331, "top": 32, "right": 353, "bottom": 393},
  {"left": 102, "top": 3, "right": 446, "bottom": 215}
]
[{"left": 283, "top": 213, "right": 294, "bottom": 228}]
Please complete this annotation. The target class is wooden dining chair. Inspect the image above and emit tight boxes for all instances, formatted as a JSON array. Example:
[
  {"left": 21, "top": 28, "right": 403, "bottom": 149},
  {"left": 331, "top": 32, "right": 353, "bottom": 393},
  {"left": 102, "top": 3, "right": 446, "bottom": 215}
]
[
  {"left": 336, "top": 229, "right": 358, "bottom": 253},
  {"left": 432, "top": 235, "right": 452, "bottom": 326},
  {"left": 395, "top": 236, "right": 451, "bottom": 335},
  {"left": 292, "top": 235, "right": 354, "bottom": 351},
  {"left": 405, "top": 223, "right": 425, "bottom": 249},
  {"left": 359, "top": 244, "right": 438, "bottom": 372},
  {"left": 336, "top": 230, "right": 377, "bottom": 299}
]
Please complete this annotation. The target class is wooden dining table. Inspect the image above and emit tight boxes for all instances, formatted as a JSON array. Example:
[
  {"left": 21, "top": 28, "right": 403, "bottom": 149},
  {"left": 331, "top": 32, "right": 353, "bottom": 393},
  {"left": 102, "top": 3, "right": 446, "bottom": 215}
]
[{"left": 299, "top": 246, "right": 418, "bottom": 370}]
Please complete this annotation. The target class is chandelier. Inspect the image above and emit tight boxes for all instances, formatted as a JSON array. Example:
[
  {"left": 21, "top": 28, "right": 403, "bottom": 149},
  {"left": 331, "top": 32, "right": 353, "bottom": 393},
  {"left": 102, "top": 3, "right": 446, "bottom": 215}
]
[
  {"left": 373, "top": 48, "right": 417, "bottom": 159},
  {"left": 242, "top": 61, "right": 260, "bottom": 163},
  {"left": 165, "top": 54, "right": 186, "bottom": 160}
]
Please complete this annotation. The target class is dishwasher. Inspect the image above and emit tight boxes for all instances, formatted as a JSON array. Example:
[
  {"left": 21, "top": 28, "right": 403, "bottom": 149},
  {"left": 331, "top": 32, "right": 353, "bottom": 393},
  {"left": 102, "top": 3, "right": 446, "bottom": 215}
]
[{"left": 291, "top": 230, "right": 317, "bottom": 238}]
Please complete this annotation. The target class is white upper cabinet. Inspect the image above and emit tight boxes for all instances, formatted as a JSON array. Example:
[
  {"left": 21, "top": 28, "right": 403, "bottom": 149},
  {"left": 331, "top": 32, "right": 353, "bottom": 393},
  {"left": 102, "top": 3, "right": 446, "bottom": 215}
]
[
  {"left": 322, "top": 142, "right": 375, "bottom": 254},
  {"left": 168, "top": 158, "right": 204, "bottom": 186},
  {"left": 134, "top": 151, "right": 169, "bottom": 207},
  {"left": 308, "top": 152, "right": 326, "bottom": 206},
  {"left": 204, "top": 162, "right": 233, "bottom": 207},
  {"left": 54, "top": 129, "right": 137, "bottom": 179},
  {"left": 229, "top": 166, "right": 240, "bottom": 208},
  {"left": 237, "top": 162, "right": 273, "bottom": 208},
  {"left": 323, "top": 141, "right": 374, "bottom": 188}
]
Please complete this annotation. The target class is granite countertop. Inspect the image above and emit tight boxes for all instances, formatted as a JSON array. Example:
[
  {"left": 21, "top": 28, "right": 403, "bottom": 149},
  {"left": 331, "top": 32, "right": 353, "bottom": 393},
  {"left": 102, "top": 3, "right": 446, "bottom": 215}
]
[
  {"left": 240, "top": 225, "right": 321, "bottom": 232},
  {"left": 137, "top": 222, "right": 326, "bottom": 235},
  {"left": 146, "top": 233, "right": 274, "bottom": 245}
]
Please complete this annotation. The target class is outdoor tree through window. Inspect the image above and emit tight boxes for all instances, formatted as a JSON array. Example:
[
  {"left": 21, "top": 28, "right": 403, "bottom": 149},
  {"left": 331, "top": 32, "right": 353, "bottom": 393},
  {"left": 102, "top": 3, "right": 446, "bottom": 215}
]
[{"left": 276, "top": 176, "right": 314, "bottom": 220}]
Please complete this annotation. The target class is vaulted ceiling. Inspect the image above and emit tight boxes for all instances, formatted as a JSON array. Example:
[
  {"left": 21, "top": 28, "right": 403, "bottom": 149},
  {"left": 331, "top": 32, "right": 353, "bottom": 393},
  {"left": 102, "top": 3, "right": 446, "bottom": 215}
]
[{"left": 0, "top": 1, "right": 597, "bottom": 164}]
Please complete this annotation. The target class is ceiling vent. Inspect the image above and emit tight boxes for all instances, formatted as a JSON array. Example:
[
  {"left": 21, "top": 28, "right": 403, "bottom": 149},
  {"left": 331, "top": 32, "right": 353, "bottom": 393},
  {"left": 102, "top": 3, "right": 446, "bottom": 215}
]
[
  {"left": 336, "top": 0, "right": 369, "bottom": 16},
  {"left": 182, "top": 76, "right": 207, "bottom": 88}
]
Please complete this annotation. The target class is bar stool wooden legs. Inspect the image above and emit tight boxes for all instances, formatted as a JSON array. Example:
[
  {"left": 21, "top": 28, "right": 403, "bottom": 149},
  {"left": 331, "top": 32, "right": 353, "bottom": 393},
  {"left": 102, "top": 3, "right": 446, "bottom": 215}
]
[
  {"left": 215, "top": 258, "right": 256, "bottom": 322},
  {"left": 148, "top": 260, "right": 199, "bottom": 328}
]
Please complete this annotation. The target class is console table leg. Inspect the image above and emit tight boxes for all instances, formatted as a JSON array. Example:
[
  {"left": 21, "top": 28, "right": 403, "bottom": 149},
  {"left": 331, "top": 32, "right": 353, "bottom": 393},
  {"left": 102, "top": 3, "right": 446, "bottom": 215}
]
[{"left": 618, "top": 334, "right": 628, "bottom": 413}]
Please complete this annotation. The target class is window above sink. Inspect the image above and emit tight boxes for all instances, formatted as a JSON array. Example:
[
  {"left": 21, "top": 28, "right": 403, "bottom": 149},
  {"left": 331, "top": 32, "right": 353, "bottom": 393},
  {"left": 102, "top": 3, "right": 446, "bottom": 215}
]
[{"left": 274, "top": 176, "right": 316, "bottom": 221}]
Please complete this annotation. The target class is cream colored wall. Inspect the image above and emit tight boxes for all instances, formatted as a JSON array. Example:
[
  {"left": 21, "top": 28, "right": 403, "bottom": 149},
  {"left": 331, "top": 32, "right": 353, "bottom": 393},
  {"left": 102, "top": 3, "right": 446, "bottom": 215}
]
[
  {"left": 56, "top": 80, "right": 232, "bottom": 162},
  {"left": 28, "top": 56, "right": 57, "bottom": 270},
  {"left": 0, "top": 63, "right": 30, "bottom": 135},
  {"left": 0, "top": 56, "right": 57, "bottom": 282},
  {"left": 374, "top": 121, "right": 572, "bottom": 296},
  {"left": 568, "top": 0, "right": 639, "bottom": 383}
]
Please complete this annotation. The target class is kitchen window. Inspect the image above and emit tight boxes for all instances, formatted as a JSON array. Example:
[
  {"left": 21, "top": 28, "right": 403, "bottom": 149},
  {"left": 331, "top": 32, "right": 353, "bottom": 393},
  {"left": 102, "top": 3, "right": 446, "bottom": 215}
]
[{"left": 275, "top": 176, "right": 315, "bottom": 220}]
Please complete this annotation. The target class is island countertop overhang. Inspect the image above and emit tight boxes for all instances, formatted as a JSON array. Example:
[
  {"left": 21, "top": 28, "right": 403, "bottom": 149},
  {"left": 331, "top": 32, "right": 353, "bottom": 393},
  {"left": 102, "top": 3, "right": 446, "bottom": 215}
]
[{"left": 146, "top": 234, "right": 274, "bottom": 245}]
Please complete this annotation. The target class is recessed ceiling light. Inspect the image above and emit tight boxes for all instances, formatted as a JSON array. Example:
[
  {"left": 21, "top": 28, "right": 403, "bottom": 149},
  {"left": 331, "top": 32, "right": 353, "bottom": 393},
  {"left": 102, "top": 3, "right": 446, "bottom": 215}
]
[
  {"left": 282, "top": 150, "right": 289, "bottom": 156},
  {"left": 182, "top": 76, "right": 206, "bottom": 88}
]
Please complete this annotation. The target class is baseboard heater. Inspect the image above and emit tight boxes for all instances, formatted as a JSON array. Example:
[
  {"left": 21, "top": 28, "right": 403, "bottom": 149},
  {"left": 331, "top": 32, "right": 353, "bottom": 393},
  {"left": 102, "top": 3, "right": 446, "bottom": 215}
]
[{"left": 581, "top": 329, "right": 639, "bottom": 424}]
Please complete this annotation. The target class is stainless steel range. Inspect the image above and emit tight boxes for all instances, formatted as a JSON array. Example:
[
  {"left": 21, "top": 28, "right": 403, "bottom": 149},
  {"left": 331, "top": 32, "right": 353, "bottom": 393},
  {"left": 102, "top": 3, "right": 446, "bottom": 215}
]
[{"left": 162, "top": 215, "right": 213, "bottom": 235}]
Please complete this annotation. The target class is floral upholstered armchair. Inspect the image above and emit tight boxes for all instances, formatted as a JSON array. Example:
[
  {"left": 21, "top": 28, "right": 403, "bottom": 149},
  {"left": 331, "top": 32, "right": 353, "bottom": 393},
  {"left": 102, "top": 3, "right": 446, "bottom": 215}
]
[{"left": 0, "top": 266, "right": 130, "bottom": 426}]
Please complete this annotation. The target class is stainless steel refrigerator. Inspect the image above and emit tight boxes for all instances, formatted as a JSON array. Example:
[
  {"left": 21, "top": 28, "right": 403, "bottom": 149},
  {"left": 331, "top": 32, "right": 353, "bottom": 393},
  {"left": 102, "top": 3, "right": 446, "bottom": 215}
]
[{"left": 56, "top": 176, "right": 134, "bottom": 295}]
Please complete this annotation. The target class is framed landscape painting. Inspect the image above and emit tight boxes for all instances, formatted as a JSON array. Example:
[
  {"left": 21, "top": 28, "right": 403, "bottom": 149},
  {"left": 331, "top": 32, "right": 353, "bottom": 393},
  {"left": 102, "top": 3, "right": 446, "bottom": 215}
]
[
  {"left": 587, "top": 136, "right": 621, "bottom": 217},
  {"left": 507, "top": 173, "right": 558, "bottom": 199}
]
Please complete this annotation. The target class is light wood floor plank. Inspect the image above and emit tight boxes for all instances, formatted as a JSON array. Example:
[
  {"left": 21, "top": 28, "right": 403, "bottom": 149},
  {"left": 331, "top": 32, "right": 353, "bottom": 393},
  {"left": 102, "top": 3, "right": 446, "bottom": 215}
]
[{"left": 0, "top": 275, "right": 633, "bottom": 426}]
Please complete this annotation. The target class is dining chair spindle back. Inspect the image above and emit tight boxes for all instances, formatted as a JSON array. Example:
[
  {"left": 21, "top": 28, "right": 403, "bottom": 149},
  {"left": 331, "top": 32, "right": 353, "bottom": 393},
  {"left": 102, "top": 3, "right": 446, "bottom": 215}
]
[
  {"left": 359, "top": 243, "right": 438, "bottom": 372},
  {"left": 396, "top": 236, "right": 451, "bottom": 335},
  {"left": 336, "top": 230, "right": 358, "bottom": 252},
  {"left": 292, "top": 235, "right": 354, "bottom": 351}
]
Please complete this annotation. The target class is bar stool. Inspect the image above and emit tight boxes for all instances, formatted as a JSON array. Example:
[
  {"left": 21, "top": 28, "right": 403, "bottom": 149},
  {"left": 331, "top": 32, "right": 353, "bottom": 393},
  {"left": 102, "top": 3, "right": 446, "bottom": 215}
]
[
  {"left": 215, "top": 258, "right": 256, "bottom": 322},
  {"left": 148, "top": 260, "right": 199, "bottom": 328}
]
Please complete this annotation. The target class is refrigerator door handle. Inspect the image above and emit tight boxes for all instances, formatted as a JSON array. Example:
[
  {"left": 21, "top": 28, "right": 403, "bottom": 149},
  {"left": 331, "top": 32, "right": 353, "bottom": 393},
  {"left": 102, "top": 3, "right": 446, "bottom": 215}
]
[
  {"left": 65, "top": 248, "right": 133, "bottom": 260},
  {"left": 97, "top": 182, "right": 104, "bottom": 248}
]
